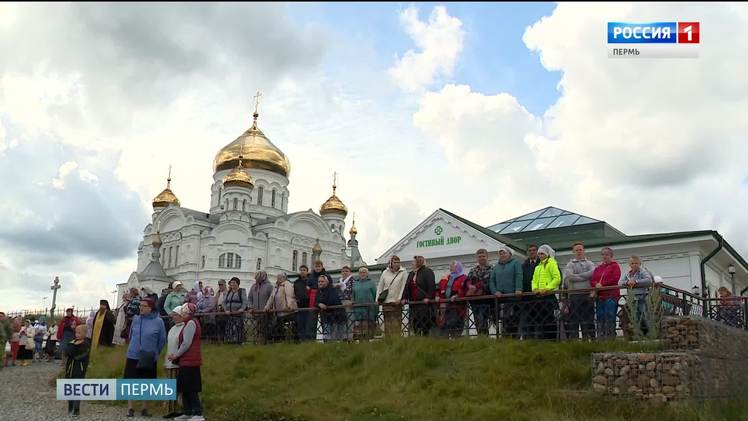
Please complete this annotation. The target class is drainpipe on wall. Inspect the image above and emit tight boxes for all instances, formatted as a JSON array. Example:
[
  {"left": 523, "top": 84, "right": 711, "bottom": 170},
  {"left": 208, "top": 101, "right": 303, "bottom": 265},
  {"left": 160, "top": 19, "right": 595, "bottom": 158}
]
[{"left": 700, "top": 232, "right": 724, "bottom": 316}]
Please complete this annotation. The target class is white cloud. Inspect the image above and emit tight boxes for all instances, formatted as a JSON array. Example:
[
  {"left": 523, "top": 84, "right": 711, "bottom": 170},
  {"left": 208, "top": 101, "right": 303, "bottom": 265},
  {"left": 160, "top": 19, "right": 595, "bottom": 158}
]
[
  {"left": 413, "top": 84, "right": 541, "bottom": 176},
  {"left": 401, "top": 4, "right": 748, "bottom": 259},
  {"left": 388, "top": 6, "right": 464, "bottom": 92}
]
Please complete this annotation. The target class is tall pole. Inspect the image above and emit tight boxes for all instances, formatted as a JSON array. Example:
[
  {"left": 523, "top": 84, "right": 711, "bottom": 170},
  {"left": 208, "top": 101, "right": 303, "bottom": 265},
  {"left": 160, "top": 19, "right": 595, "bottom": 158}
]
[{"left": 50, "top": 276, "right": 61, "bottom": 319}]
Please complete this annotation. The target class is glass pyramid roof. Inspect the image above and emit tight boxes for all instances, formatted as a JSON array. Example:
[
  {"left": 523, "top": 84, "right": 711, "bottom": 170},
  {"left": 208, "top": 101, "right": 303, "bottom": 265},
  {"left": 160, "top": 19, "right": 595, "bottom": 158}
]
[{"left": 487, "top": 206, "right": 602, "bottom": 235}]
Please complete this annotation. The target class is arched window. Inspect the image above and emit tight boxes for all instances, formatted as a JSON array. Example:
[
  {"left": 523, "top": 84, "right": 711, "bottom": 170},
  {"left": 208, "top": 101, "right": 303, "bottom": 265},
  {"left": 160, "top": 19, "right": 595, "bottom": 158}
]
[
  {"left": 242, "top": 199, "right": 246, "bottom": 212},
  {"left": 161, "top": 248, "right": 165, "bottom": 266},
  {"left": 168, "top": 246, "right": 173, "bottom": 268},
  {"left": 175, "top": 245, "right": 179, "bottom": 267},
  {"left": 218, "top": 186, "right": 222, "bottom": 205},
  {"left": 258, "top": 187, "right": 264, "bottom": 206},
  {"left": 271, "top": 189, "right": 276, "bottom": 208},
  {"left": 302, "top": 252, "right": 307, "bottom": 267},
  {"left": 218, "top": 252, "right": 242, "bottom": 269},
  {"left": 292, "top": 250, "right": 298, "bottom": 271},
  {"left": 233, "top": 198, "right": 238, "bottom": 210},
  {"left": 201, "top": 256, "right": 205, "bottom": 269},
  {"left": 281, "top": 192, "right": 285, "bottom": 210},
  {"left": 256, "top": 258, "right": 262, "bottom": 270},
  {"left": 225, "top": 199, "right": 229, "bottom": 210}
]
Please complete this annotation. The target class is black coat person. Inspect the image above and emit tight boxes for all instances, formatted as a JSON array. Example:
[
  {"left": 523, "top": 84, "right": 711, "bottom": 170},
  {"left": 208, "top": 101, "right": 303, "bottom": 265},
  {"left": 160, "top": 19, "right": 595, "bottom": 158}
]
[
  {"left": 403, "top": 259, "right": 436, "bottom": 336},
  {"left": 91, "top": 300, "right": 116, "bottom": 349}
]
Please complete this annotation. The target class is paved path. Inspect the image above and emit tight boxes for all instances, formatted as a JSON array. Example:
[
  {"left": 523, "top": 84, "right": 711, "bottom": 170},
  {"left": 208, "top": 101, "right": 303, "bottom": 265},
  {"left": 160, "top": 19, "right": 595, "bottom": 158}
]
[{"left": 0, "top": 361, "right": 161, "bottom": 420}]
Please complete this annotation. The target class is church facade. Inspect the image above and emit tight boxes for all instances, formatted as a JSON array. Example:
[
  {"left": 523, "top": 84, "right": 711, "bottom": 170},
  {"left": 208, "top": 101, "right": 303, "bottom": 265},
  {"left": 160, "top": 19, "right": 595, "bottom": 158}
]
[{"left": 119, "top": 109, "right": 365, "bottom": 297}]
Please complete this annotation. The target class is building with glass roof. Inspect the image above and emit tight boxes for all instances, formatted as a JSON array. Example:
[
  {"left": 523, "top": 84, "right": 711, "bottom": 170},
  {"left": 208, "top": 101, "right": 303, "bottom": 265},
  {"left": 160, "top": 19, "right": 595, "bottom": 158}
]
[
  {"left": 371, "top": 206, "right": 748, "bottom": 298},
  {"left": 486, "top": 206, "right": 627, "bottom": 251}
]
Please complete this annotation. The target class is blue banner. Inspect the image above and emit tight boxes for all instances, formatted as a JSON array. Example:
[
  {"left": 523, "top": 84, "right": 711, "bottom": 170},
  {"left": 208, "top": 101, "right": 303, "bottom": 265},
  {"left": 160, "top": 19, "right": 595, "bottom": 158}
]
[{"left": 608, "top": 22, "right": 677, "bottom": 44}]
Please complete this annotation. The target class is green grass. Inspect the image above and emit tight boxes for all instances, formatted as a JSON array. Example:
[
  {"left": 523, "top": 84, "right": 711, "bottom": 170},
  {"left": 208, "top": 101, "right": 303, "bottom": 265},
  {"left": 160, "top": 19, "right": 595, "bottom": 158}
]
[{"left": 86, "top": 338, "right": 747, "bottom": 421}]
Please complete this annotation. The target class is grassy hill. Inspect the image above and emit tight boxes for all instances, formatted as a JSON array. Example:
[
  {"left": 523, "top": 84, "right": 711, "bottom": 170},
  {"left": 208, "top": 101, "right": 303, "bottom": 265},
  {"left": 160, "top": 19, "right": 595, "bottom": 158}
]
[{"left": 87, "top": 338, "right": 746, "bottom": 421}]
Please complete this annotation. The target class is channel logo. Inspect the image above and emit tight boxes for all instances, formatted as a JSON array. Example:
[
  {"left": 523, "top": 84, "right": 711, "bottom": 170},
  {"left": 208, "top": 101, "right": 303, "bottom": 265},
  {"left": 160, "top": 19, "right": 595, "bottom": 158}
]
[
  {"left": 608, "top": 22, "right": 700, "bottom": 44},
  {"left": 57, "top": 379, "right": 177, "bottom": 401}
]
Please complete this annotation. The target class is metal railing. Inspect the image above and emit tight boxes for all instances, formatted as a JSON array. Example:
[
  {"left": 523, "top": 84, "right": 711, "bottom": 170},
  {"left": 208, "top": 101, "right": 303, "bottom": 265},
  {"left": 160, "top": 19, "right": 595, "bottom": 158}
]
[
  {"left": 5, "top": 307, "right": 99, "bottom": 321},
  {"left": 112, "top": 283, "right": 746, "bottom": 346}
]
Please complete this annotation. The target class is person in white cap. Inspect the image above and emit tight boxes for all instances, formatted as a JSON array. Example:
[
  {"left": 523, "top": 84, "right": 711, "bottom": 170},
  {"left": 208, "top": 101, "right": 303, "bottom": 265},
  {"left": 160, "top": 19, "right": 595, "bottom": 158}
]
[
  {"left": 165, "top": 281, "right": 187, "bottom": 315},
  {"left": 164, "top": 304, "right": 188, "bottom": 419},
  {"left": 168, "top": 303, "right": 204, "bottom": 421}
]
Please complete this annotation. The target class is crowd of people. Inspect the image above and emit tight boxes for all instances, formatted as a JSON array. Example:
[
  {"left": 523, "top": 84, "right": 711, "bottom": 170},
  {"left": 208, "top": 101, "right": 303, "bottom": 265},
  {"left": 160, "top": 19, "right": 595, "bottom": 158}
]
[
  {"left": 104, "top": 242, "right": 746, "bottom": 348},
  {"left": 1, "top": 241, "right": 744, "bottom": 420}
]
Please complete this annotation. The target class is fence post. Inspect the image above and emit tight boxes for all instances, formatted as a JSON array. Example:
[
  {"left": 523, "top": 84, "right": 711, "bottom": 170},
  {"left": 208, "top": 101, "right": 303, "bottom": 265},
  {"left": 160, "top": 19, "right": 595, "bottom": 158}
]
[{"left": 681, "top": 292, "right": 688, "bottom": 315}]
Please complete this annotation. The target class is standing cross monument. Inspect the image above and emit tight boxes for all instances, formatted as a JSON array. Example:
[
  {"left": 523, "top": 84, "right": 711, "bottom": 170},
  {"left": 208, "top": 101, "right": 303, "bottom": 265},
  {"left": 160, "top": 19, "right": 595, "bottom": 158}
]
[{"left": 50, "top": 276, "right": 60, "bottom": 319}]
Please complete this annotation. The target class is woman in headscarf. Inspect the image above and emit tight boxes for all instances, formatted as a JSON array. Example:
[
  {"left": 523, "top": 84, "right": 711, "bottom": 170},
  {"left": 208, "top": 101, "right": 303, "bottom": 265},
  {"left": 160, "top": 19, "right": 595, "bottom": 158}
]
[
  {"left": 197, "top": 285, "right": 216, "bottom": 342},
  {"left": 198, "top": 286, "right": 215, "bottom": 313},
  {"left": 114, "top": 292, "right": 129, "bottom": 345},
  {"left": 187, "top": 281, "right": 203, "bottom": 306},
  {"left": 489, "top": 245, "right": 523, "bottom": 337},
  {"left": 85, "top": 310, "right": 96, "bottom": 340},
  {"left": 91, "top": 300, "right": 116, "bottom": 353},
  {"left": 531, "top": 244, "right": 562, "bottom": 340},
  {"left": 436, "top": 261, "right": 468, "bottom": 338},
  {"left": 167, "top": 303, "right": 204, "bottom": 420}
]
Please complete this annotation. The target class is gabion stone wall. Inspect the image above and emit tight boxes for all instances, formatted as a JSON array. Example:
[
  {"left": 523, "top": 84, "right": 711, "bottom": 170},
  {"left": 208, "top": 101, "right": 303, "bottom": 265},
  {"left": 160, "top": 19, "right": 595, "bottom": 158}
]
[{"left": 592, "top": 317, "right": 748, "bottom": 401}]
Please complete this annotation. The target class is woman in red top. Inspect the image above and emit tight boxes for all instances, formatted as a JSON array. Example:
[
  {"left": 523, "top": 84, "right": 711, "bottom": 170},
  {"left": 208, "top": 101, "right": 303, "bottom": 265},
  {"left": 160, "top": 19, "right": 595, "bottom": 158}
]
[
  {"left": 167, "top": 303, "right": 203, "bottom": 420},
  {"left": 436, "top": 261, "right": 467, "bottom": 338},
  {"left": 591, "top": 247, "right": 622, "bottom": 339}
]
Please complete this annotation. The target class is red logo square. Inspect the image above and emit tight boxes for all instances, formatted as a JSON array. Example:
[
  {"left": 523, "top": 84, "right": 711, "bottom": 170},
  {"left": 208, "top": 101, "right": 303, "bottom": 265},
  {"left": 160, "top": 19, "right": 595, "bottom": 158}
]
[{"left": 678, "top": 22, "right": 700, "bottom": 44}]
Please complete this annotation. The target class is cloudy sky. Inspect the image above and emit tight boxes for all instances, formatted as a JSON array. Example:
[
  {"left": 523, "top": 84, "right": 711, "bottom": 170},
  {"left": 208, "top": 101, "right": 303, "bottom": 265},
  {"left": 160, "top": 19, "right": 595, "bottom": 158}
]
[{"left": 1, "top": 3, "right": 746, "bottom": 311}]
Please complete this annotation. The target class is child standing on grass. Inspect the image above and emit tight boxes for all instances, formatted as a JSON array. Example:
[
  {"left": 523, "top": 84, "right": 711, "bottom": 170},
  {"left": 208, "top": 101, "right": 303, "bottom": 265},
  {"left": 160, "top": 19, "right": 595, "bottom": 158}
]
[{"left": 65, "top": 324, "right": 90, "bottom": 417}]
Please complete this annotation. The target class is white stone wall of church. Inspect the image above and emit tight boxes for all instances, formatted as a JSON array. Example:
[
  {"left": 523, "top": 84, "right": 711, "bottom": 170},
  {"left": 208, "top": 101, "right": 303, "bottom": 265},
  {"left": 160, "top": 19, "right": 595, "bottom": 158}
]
[{"left": 209, "top": 168, "right": 290, "bottom": 218}]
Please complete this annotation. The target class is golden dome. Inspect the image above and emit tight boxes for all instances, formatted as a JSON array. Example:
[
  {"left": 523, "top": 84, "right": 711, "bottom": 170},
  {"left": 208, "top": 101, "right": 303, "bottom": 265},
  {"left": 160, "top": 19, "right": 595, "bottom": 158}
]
[
  {"left": 312, "top": 239, "right": 322, "bottom": 253},
  {"left": 223, "top": 158, "right": 254, "bottom": 189},
  {"left": 152, "top": 174, "right": 180, "bottom": 209},
  {"left": 349, "top": 219, "right": 358, "bottom": 236},
  {"left": 319, "top": 174, "right": 348, "bottom": 216},
  {"left": 213, "top": 113, "right": 290, "bottom": 177},
  {"left": 320, "top": 194, "right": 348, "bottom": 216}
]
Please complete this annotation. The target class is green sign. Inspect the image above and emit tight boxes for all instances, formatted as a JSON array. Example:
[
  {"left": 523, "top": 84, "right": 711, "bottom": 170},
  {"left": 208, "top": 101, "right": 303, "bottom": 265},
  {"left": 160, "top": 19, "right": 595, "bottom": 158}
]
[{"left": 417, "top": 226, "right": 461, "bottom": 248}]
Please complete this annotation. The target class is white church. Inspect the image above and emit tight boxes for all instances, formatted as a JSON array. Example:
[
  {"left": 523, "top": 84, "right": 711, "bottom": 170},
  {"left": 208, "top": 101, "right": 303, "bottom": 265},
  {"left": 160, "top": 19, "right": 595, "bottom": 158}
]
[{"left": 119, "top": 107, "right": 365, "bottom": 297}]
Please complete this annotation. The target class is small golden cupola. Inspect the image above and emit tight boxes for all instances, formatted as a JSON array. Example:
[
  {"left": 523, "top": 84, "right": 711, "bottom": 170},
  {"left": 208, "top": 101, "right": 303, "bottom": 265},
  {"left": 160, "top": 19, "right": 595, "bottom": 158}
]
[
  {"left": 319, "top": 173, "right": 348, "bottom": 216},
  {"left": 222, "top": 156, "right": 254, "bottom": 189},
  {"left": 152, "top": 166, "right": 181, "bottom": 209}
]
